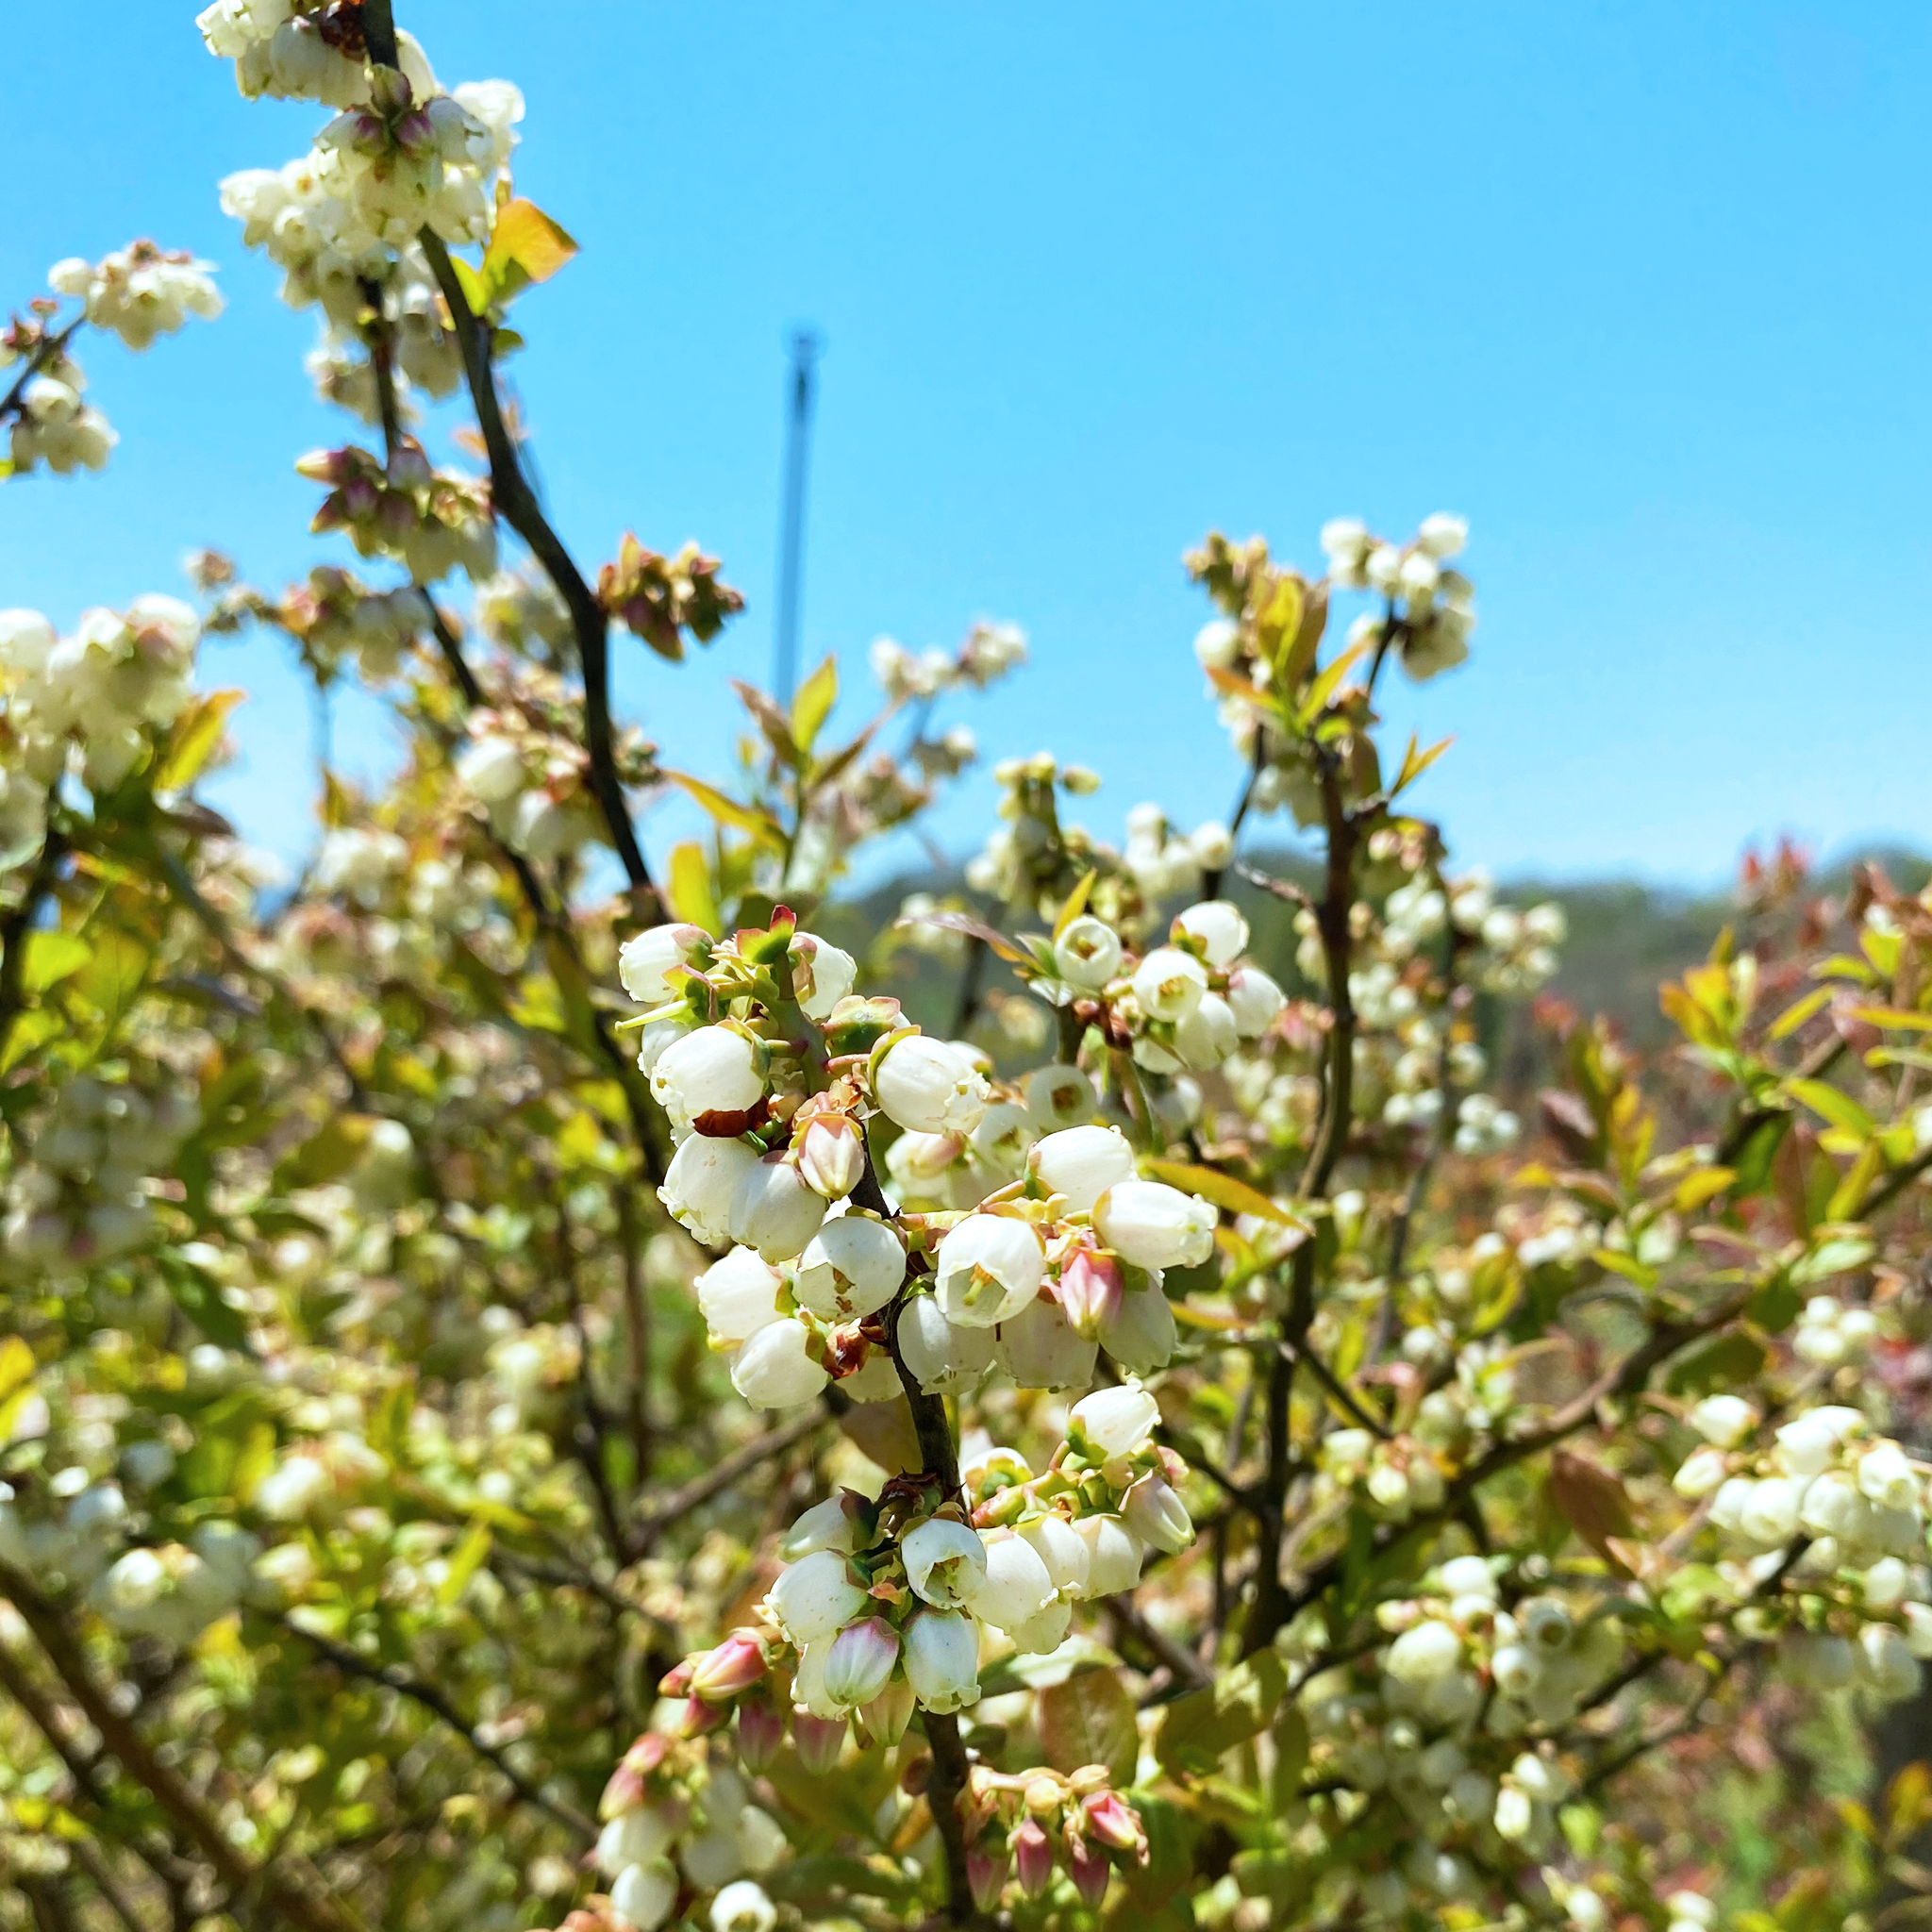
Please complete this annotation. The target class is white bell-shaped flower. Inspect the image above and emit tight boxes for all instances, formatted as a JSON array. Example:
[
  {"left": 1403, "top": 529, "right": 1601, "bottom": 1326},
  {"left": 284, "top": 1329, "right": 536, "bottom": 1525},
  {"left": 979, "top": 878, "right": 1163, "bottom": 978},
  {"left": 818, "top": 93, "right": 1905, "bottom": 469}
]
[
  {"left": 695, "top": 1246, "right": 785, "bottom": 1349},
  {"left": 900, "top": 1516, "right": 987, "bottom": 1607},
  {"left": 903, "top": 1609, "right": 979, "bottom": 1712},
  {"left": 729, "top": 1153, "right": 830, "bottom": 1263},
  {"left": 1093, "top": 1180, "right": 1215, "bottom": 1270},
  {"left": 1031, "top": 1124, "right": 1135, "bottom": 1214},
  {"left": 730, "top": 1318, "right": 826, "bottom": 1409},
  {"left": 794, "top": 1215, "right": 907, "bottom": 1321},
  {"left": 1173, "top": 900, "right": 1249, "bottom": 967},
  {"left": 873, "top": 1034, "right": 989, "bottom": 1135},
  {"left": 618, "top": 922, "right": 708, "bottom": 1004},
  {"left": 896, "top": 1295, "right": 995, "bottom": 1392},
  {"left": 934, "top": 1214, "right": 1046, "bottom": 1327},
  {"left": 1131, "top": 945, "right": 1208, "bottom": 1022},
  {"left": 660, "top": 1134, "right": 761, "bottom": 1245},
  {"left": 767, "top": 1548, "right": 867, "bottom": 1644}
]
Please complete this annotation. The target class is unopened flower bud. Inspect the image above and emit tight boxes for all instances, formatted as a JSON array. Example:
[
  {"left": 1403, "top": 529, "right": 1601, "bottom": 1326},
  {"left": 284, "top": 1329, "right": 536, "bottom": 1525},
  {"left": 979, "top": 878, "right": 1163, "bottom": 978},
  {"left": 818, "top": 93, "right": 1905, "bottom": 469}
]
[
  {"left": 1122, "top": 1472, "right": 1192, "bottom": 1555},
  {"left": 821, "top": 1616, "right": 900, "bottom": 1712},
  {"left": 796, "top": 1114, "right": 866, "bottom": 1200},
  {"left": 791, "top": 1709, "right": 847, "bottom": 1774},
  {"left": 1057, "top": 1246, "right": 1124, "bottom": 1339},
  {"left": 968, "top": 1841, "right": 1009, "bottom": 1912},
  {"left": 1011, "top": 1817, "right": 1054, "bottom": 1895},
  {"left": 737, "top": 1697, "right": 786, "bottom": 1771},
  {"left": 689, "top": 1629, "right": 768, "bottom": 1702}
]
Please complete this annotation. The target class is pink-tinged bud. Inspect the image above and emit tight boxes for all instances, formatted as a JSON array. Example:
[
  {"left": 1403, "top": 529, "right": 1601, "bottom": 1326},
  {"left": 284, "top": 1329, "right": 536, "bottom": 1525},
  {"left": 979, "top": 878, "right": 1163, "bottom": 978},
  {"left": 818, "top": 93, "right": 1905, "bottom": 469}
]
[
  {"left": 1081, "top": 1790, "right": 1146, "bottom": 1858},
  {"left": 688, "top": 1629, "right": 768, "bottom": 1703},
  {"left": 387, "top": 436, "right": 433, "bottom": 491},
  {"left": 1068, "top": 1839, "right": 1111, "bottom": 1906},
  {"left": 855, "top": 1676, "right": 916, "bottom": 1749},
  {"left": 676, "top": 1692, "right": 729, "bottom": 1739},
  {"left": 1011, "top": 1818, "right": 1054, "bottom": 1896},
  {"left": 736, "top": 1697, "right": 785, "bottom": 1772},
  {"left": 293, "top": 446, "right": 345, "bottom": 484},
  {"left": 792, "top": 1710, "right": 847, "bottom": 1774},
  {"left": 821, "top": 1617, "right": 900, "bottom": 1712},
  {"left": 391, "top": 107, "right": 436, "bottom": 156},
  {"left": 1122, "top": 1472, "right": 1193, "bottom": 1557},
  {"left": 599, "top": 1732, "right": 669, "bottom": 1819},
  {"left": 375, "top": 491, "right": 415, "bottom": 541},
  {"left": 342, "top": 476, "right": 382, "bottom": 523},
  {"left": 658, "top": 1658, "right": 695, "bottom": 1698},
  {"left": 967, "top": 1842, "right": 1010, "bottom": 1912},
  {"left": 1056, "top": 1247, "right": 1124, "bottom": 1341},
  {"left": 797, "top": 1114, "right": 865, "bottom": 1201}
]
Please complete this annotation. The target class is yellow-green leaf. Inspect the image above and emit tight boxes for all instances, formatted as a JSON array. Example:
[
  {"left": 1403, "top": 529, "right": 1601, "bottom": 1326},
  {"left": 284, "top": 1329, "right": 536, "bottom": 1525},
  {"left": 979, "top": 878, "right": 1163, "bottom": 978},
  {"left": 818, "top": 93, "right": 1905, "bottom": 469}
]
[
  {"left": 157, "top": 689, "right": 244, "bottom": 792},
  {"left": 1672, "top": 1167, "right": 1737, "bottom": 1213},
  {"left": 0, "top": 1336, "right": 34, "bottom": 1406},
  {"left": 661, "top": 771, "right": 784, "bottom": 851},
  {"left": 1787, "top": 1077, "right": 1874, "bottom": 1140},
  {"left": 478, "top": 197, "right": 579, "bottom": 308},
  {"left": 1849, "top": 1005, "right": 1932, "bottom": 1032},
  {"left": 1144, "top": 1158, "right": 1302, "bottom": 1227},
  {"left": 1295, "top": 629, "right": 1378, "bottom": 727},
  {"left": 21, "top": 932, "right": 91, "bottom": 994},
  {"left": 1053, "top": 869, "right": 1099, "bottom": 940},
  {"left": 439, "top": 1520, "right": 493, "bottom": 1606},
  {"left": 791, "top": 655, "right": 838, "bottom": 755},
  {"left": 1392, "top": 731, "right": 1453, "bottom": 797},
  {"left": 667, "top": 841, "right": 721, "bottom": 935},
  {"left": 1769, "top": 987, "right": 1833, "bottom": 1040}
]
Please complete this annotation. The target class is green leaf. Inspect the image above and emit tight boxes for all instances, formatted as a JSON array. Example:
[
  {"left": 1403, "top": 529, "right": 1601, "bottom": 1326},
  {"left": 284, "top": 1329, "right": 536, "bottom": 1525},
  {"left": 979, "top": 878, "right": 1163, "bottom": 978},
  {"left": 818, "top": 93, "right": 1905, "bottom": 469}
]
[
  {"left": 1790, "top": 1234, "right": 1874, "bottom": 1285},
  {"left": 156, "top": 689, "right": 244, "bottom": 792},
  {"left": 791, "top": 655, "right": 838, "bottom": 755},
  {"left": 1786, "top": 1077, "right": 1874, "bottom": 1140},
  {"left": 20, "top": 932, "right": 91, "bottom": 994},
  {"left": 1143, "top": 1158, "right": 1302, "bottom": 1227},
  {"left": 1391, "top": 731, "right": 1453, "bottom": 797},
  {"left": 438, "top": 1521, "right": 493, "bottom": 1606},
  {"left": 1665, "top": 1330, "right": 1768, "bottom": 1396},
  {"left": 1038, "top": 1666, "right": 1139, "bottom": 1786},
  {"left": 1154, "top": 1653, "right": 1287, "bottom": 1778},
  {"left": 667, "top": 841, "right": 721, "bottom": 936},
  {"left": 660, "top": 771, "right": 785, "bottom": 851},
  {"left": 1295, "top": 629, "right": 1378, "bottom": 728},
  {"left": 475, "top": 197, "right": 579, "bottom": 308}
]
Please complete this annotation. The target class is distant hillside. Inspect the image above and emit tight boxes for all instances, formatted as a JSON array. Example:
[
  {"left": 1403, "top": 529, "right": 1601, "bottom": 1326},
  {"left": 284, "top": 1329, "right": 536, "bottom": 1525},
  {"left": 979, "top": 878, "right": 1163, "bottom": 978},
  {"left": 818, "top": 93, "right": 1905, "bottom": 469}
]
[{"left": 823, "top": 848, "right": 1929, "bottom": 1059}]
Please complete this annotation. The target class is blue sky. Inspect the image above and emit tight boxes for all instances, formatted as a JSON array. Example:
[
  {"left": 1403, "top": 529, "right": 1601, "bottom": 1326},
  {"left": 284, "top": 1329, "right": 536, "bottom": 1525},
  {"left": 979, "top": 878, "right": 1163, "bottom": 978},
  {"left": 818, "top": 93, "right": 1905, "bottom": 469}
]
[{"left": 6, "top": 2, "right": 1928, "bottom": 891}]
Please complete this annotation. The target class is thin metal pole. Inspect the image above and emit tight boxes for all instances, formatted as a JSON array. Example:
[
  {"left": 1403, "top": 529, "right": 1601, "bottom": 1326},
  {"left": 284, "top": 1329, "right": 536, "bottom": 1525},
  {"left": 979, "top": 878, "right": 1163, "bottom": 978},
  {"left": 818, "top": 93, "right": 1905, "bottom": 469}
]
[{"left": 773, "top": 327, "right": 822, "bottom": 706}]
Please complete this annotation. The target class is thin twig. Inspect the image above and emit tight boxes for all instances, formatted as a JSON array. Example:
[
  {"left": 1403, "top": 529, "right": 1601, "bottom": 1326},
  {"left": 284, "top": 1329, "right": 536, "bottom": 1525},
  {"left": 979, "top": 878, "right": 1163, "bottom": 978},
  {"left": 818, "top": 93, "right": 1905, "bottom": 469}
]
[{"left": 275, "top": 1616, "right": 595, "bottom": 1842}]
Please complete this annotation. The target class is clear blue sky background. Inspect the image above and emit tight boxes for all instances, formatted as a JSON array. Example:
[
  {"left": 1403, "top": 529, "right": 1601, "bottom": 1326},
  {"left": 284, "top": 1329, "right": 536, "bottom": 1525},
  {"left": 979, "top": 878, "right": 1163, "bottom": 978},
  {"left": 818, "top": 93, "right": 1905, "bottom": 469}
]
[{"left": 6, "top": 3, "right": 1927, "bottom": 891}]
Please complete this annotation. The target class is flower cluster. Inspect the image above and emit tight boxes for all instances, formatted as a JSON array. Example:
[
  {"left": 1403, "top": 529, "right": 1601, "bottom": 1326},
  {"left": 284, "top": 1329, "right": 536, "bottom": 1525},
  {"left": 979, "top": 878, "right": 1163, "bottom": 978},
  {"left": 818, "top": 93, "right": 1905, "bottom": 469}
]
[
  {"left": 297, "top": 438, "right": 497, "bottom": 586},
  {"left": 1675, "top": 1396, "right": 1932, "bottom": 1702},
  {"left": 48, "top": 242, "right": 223, "bottom": 351},
  {"left": 2, "top": 1076, "right": 196, "bottom": 1276},
  {"left": 586, "top": 1735, "right": 785, "bottom": 1932}
]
